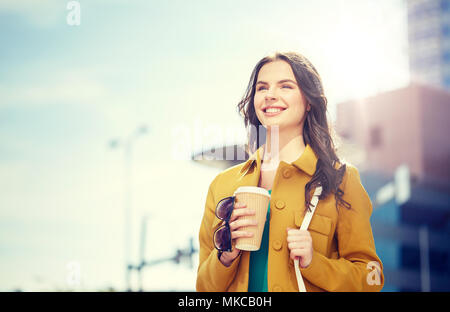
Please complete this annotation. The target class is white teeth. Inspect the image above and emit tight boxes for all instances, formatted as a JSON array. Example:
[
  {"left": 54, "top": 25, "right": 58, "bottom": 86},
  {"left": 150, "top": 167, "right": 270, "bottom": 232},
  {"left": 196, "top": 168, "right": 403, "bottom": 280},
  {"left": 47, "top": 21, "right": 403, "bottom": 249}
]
[{"left": 265, "top": 108, "right": 283, "bottom": 113}]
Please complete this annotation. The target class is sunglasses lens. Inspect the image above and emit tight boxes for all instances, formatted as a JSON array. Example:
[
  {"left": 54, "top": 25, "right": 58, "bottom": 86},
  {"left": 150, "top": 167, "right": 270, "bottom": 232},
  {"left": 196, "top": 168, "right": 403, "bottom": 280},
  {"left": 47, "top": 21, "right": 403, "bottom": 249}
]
[
  {"left": 214, "top": 225, "right": 231, "bottom": 251},
  {"left": 216, "top": 197, "right": 234, "bottom": 220}
]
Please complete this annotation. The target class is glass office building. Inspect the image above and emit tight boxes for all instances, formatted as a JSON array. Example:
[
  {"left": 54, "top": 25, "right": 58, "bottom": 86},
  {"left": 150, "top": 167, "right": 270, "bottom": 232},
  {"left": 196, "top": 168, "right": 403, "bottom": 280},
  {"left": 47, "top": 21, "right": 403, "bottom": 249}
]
[{"left": 408, "top": 0, "right": 450, "bottom": 90}]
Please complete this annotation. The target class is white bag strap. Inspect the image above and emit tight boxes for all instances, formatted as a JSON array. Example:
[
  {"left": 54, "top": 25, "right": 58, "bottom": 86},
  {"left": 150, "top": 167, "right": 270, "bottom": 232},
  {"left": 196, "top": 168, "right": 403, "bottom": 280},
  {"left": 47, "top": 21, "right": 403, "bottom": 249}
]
[{"left": 294, "top": 185, "right": 322, "bottom": 292}]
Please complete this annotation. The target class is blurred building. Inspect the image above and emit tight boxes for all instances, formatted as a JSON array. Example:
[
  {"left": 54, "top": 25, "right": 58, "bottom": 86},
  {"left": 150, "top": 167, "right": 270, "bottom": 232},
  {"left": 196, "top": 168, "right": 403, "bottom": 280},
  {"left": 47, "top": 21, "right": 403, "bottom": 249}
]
[
  {"left": 336, "top": 83, "right": 450, "bottom": 192},
  {"left": 408, "top": 0, "right": 450, "bottom": 90},
  {"left": 336, "top": 82, "right": 450, "bottom": 291}
]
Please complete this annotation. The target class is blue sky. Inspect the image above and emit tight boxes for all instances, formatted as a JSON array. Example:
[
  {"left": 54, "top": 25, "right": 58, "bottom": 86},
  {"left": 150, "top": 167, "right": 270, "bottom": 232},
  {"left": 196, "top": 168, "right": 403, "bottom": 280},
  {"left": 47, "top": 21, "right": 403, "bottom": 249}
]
[{"left": 0, "top": 0, "right": 408, "bottom": 291}]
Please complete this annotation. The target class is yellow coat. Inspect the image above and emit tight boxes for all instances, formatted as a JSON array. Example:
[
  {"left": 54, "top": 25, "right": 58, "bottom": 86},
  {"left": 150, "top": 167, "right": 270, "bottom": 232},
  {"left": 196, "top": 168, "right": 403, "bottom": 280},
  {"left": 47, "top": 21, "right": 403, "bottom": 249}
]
[{"left": 196, "top": 144, "right": 384, "bottom": 292}]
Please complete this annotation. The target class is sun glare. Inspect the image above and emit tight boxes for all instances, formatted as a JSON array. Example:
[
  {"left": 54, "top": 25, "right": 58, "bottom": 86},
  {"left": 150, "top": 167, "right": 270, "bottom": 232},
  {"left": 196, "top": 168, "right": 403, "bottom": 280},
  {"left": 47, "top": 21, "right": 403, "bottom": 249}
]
[{"left": 325, "top": 21, "right": 388, "bottom": 99}]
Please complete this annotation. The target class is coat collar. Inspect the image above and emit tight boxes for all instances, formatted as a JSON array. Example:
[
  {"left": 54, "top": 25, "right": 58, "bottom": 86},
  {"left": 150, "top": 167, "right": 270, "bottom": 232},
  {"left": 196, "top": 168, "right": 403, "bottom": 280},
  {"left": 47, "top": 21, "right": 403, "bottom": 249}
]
[{"left": 239, "top": 143, "right": 318, "bottom": 176}]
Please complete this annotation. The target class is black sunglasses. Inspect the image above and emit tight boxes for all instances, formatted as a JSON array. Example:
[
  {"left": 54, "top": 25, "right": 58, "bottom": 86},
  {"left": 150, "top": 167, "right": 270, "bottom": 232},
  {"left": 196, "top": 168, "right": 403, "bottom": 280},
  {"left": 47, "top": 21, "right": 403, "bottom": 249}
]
[{"left": 213, "top": 196, "right": 236, "bottom": 252}]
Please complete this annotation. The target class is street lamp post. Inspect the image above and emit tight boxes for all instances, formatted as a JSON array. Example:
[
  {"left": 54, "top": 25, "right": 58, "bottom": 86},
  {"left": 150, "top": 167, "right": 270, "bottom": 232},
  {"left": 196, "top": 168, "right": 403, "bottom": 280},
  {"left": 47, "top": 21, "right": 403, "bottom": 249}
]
[{"left": 109, "top": 125, "right": 148, "bottom": 291}]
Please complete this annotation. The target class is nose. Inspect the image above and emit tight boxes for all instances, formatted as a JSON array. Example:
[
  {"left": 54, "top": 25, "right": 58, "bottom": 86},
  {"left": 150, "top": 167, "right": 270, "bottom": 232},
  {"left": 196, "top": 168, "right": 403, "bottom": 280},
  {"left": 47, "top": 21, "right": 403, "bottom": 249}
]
[{"left": 265, "top": 87, "right": 278, "bottom": 101}]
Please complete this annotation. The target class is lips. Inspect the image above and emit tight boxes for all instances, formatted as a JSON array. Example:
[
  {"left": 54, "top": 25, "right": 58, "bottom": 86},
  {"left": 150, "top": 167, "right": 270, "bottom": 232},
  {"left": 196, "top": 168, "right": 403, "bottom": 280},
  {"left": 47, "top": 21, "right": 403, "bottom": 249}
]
[
  {"left": 262, "top": 106, "right": 287, "bottom": 116},
  {"left": 263, "top": 106, "right": 287, "bottom": 112}
]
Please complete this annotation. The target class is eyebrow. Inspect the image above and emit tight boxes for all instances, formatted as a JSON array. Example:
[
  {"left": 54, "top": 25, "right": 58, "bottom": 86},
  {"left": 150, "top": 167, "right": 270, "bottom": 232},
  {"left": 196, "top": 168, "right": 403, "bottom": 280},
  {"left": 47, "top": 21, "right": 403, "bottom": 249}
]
[{"left": 256, "top": 79, "right": 298, "bottom": 85}]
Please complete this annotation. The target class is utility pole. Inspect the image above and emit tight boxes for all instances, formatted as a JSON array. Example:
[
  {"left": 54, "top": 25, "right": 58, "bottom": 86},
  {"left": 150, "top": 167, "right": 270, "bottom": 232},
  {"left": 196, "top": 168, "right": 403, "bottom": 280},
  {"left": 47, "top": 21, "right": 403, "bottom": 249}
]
[
  {"left": 127, "top": 232, "right": 197, "bottom": 291},
  {"left": 109, "top": 124, "right": 148, "bottom": 291}
]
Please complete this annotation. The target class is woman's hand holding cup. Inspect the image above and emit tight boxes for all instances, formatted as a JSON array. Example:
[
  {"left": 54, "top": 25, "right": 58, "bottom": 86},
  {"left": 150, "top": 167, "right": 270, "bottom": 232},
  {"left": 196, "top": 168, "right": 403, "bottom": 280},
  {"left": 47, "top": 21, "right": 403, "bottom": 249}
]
[{"left": 219, "top": 202, "right": 256, "bottom": 267}]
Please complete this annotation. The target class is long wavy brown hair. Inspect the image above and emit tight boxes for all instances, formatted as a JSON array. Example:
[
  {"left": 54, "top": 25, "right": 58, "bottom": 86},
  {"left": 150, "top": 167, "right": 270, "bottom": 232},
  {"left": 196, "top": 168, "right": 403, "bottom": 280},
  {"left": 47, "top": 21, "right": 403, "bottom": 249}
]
[{"left": 237, "top": 51, "right": 351, "bottom": 211}]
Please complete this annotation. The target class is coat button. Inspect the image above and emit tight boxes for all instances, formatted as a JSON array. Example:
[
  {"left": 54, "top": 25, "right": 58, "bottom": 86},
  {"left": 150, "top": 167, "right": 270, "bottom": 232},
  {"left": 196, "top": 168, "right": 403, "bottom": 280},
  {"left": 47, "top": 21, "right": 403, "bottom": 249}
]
[
  {"left": 282, "top": 168, "right": 292, "bottom": 178},
  {"left": 272, "top": 240, "right": 282, "bottom": 251},
  {"left": 273, "top": 285, "right": 283, "bottom": 292},
  {"left": 275, "top": 200, "right": 285, "bottom": 210}
]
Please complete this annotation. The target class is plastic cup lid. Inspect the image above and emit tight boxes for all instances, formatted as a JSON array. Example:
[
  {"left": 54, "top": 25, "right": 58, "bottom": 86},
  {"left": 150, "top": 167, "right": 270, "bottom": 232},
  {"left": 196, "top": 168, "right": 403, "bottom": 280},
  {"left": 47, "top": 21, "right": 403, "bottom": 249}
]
[{"left": 233, "top": 186, "right": 271, "bottom": 198}]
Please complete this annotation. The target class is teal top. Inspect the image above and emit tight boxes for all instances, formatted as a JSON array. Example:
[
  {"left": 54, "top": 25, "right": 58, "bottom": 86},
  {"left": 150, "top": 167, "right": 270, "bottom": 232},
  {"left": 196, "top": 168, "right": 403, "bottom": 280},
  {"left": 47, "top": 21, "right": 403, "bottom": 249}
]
[{"left": 247, "top": 189, "right": 271, "bottom": 292}]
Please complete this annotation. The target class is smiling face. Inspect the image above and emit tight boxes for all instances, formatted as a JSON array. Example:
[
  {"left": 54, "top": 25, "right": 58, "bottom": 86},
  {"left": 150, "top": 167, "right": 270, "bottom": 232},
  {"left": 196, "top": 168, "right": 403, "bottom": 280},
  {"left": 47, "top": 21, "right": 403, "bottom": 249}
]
[{"left": 253, "top": 60, "right": 310, "bottom": 132}]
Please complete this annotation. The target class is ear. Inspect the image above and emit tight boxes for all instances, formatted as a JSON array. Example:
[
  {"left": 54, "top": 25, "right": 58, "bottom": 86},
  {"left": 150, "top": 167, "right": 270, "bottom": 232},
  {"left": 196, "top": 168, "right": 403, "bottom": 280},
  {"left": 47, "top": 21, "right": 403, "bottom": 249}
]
[{"left": 307, "top": 104, "right": 311, "bottom": 111}]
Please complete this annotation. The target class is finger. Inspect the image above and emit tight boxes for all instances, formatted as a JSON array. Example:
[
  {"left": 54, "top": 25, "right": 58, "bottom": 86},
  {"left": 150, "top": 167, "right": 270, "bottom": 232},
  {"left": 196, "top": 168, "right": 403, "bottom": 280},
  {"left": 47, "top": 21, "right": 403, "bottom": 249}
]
[
  {"left": 290, "top": 249, "right": 307, "bottom": 260},
  {"left": 230, "top": 208, "right": 256, "bottom": 222},
  {"left": 287, "top": 228, "right": 310, "bottom": 236},
  {"left": 234, "top": 202, "right": 247, "bottom": 209},
  {"left": 229, "top": 218, "right": 257, "bottom": 231},
  {"left": 286, "top": 235, "right": 312, "bottom": 243},
  {"left": 288, "top": 241, "right": 309, "bottom": 250},
  {"left": 231, "top": 230, "right": 254, "bottom": 240},
  {"left": 286, "top": 228, "right": 301, "bottom": 236}
]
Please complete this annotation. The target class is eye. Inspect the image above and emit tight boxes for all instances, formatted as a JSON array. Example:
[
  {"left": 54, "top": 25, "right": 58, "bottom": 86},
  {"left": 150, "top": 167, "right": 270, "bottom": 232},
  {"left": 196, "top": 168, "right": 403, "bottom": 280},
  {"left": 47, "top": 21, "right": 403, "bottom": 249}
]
[
  {"left": 256, "top": 86, "right": 267, "bottom": 91},
  {"left": 282, "top": 85, "right": 293, "bottom": 89}
]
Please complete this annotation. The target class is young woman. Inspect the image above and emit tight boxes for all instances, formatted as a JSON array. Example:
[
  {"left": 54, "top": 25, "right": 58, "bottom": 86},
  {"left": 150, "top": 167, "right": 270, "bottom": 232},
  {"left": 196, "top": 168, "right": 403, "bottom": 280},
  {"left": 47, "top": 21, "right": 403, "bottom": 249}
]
[{"left": 196, "top": 51, "right": 384, "bottom": 292}]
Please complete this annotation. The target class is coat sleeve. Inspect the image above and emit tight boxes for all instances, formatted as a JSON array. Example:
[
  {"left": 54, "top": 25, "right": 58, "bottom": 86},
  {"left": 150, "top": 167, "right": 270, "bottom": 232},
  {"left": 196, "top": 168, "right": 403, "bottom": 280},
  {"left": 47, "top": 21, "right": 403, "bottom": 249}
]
[
  {"left": 300, "top": 166, "right": 384, "bottom": 292},
  {"left": 196, "top": 174, "right": 241, "bottom": 291}
]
